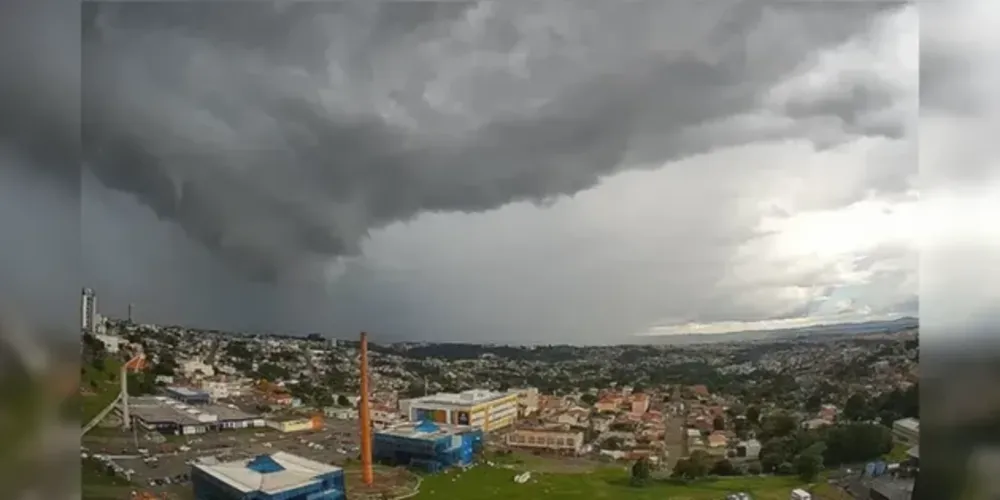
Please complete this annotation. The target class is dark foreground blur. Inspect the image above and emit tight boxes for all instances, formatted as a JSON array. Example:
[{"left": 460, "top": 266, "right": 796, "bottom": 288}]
[
  {"left": 0, "top": 313, "right": 81, "bottom": 500},
  {"left": 917, "top": 346, "right": 1000, "bottom": 500}
]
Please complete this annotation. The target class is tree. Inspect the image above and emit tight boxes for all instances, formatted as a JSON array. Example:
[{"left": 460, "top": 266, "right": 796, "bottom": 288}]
[
  {"left": 726, "top": 403, "right": 746, "bottom": 419},
  {"left": 760, "top": 412, "right": 797, "bottom": 440},
  {"left": 337, "top": 395, "right": 350, "bottom": 407},
  {"left": 711, "top": 458, "right": 738, "bottom": 476},
  {"left": 746, "top": 406, "right": 761, "bottom": 425},
  {"left": 796, "top": 451, "right": 823, "bottom": 482},
  {"left": 760, "top": 452, "right": 783, "bottom": 473},
  {"left": 580, "top": 393, "right": 598, "bottom": 406},
  {"left": 630, "top": 457, "right": 652, "bottom": 486},
  {"left": 843, "top": 392, "right": 869, "bottom": 422},
  {"left": 673, "top": 450, "right": 713, "bottom": 479},
  {"left": 747, "top": 462, "right": 763, "bottom": 475},
  {"left": 823, "top": 423, "right": 893, "bottom": 465},
  {"left": 603, "top": 436, "right": 625, "bottom": 451},
  {"left": 713, "top": 415, "right": 726, "bottom": 431},
  {"left": 804, "top": 392, "right": 823, "bottom": 413}
]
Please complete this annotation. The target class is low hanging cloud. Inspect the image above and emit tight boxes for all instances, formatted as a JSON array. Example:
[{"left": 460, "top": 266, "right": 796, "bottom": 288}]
[
  {"left": 0, "top": 1, "right": 918, "bottom": 341},
  {"left": 76, "top": 1, "right": 904, "bottom": 283}
]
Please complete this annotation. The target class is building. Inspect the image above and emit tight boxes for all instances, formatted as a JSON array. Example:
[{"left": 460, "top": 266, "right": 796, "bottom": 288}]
[
  {"left": 371, "top": 405, "right": 401, "bottom": 428},
  {"left": 892, "top": 418, "right": 919, "bottom": 445},
  {"left": 407, "top": 389, "right": 518, "bottom": 431},
  {"left": 80, "top": 288, "right": 97, "bottom": 333},
  {"left": 265, "top": 416, "right": 323, "bottom": 433},
  {"left": 180, "top": 359, "right": 215, "bottom": 378},
  {"left": 630, "top": 393, "right": 650, "bottom": 415},
  {"left": 509, "top": 387, "right": 539, "bottom": 416},
  {"left": 707, "top": 431, "right": 728, "bottom": 448},
  {"left": 373, "top": 420, "right": 483, "bottom": 473},
  {"left": 95, "top": 334, "right": 122, "bottom": 354},
  {"left": 506, "top": 425, "right": 585, "bottom": 455},
  {"left": 736, "top": 439, "right": 762, "bottom": 459},
  {"left": 803, "top": 418, "right": 833, "bottom": 430},
  {"left": 324, "top": 407, "right": 358, "bottom": 420},
  {"left": 125, "top": 396, "right": 264, "bottom": 434},
  {"left": 868, "top": 477, "right": 915, "bottom": 500},
  {"left": 191, "top": 452, "right": 345, "bottom": 500},
  {"left": 165, "top": 387, "right": 211, "bottom": 405},
  {"left": 200, "top": 379, "right": 248, "bottom": 401}
]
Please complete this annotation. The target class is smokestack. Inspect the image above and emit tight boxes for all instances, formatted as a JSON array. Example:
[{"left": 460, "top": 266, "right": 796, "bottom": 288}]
[
  {"left": 128, "top": 303, "right": 133, "bottom": 323},
  {"left": 358, "top": 332, "right": 374, "bottom": 486}
]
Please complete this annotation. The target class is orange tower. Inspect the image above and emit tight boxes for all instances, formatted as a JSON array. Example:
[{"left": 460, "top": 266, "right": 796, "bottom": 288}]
[{"left": 358, "top": 331, "right": 374, "bottom": 486}]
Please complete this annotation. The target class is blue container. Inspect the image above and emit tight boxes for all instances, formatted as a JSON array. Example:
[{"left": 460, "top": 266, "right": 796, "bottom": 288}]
[
  {"left": 864, "top": 462, "right": 876, "bottom": 476},
  {"left": 873, "top": 461, "right": 887, "bottom": 476}
]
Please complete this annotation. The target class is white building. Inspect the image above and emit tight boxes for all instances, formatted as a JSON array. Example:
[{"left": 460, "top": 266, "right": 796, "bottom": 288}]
[
  {"left": 201, "top": 379, "right": 246, "bottom": 400},
  {"left": 180, "top": 359, "right": 215, "bottom": 378},
  {"left": 80, "top": 288, "right": 97, "bottom": 333},
  {"left": 95, "top": 334, "right": 122, "bottom": 354},
  {"left": 191, "top": 452, "right": 344, "bottom": 498},
  {"left": 892, "top": 418, "right": 919, "bottom": 445},
  {"left": 407, "top": 389, "right": 519, "bottom": 431}
]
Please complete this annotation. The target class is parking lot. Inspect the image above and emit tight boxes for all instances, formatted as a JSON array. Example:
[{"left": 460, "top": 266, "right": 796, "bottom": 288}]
[{"left": 86, "top": 417, "right": 364, "bottom": 495}]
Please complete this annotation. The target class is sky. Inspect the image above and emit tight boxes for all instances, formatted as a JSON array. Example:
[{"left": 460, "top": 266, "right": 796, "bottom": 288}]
[{"left": 1, "top": 0, "right": 986, "bottom": 345}]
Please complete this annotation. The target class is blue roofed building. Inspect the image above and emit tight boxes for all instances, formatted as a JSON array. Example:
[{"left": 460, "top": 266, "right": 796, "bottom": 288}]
[
  {"left": 190, "top": 451, "right": 346, "bottom": 500},
  {"left": 373, "top": 420, "right": 483, "bottom": 473}
]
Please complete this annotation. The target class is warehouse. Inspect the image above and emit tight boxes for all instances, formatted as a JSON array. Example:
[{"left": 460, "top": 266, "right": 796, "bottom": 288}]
[
  {"left": 265, "top": 415, "right": 323, "bottom": 433},
  {"left": 407, "top": 389, "right": 518, "bottom": 431},
  {"left": 125, "top": 396, "right": 264, "bottom": 435},
  {"left": 374, "top": 420, "right": 483, "bottom": 473},
  {"left": 191, "top": 452, "right": 345, "bottom": 500}
]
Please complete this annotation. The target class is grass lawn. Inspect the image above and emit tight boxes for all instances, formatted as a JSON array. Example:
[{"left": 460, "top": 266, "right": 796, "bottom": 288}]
[
  {"left": 81, "top": 358, "right": 122, "bottom": 426},
  {"left": 883, "top": 442, "right": 912, "bottom": 463},
  {"left": 414, "top": 465, "right": 816, "bottom": 500},
  {"left": 81, "top": 458, "right": 133, "bottom": 500}
]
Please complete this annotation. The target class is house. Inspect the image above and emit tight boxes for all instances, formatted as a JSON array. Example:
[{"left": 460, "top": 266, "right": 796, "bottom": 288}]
[
  {"left": 802, "top": 418, "right": 832, "bottom": 430},
  {"left": 707, "top": 431, "right": 728, "bottom": 448},
  {"left": 630, "top": 394, "right": 650, "bottom": 415},
  {"left": 737, "top": 439, "right": 762, "bottom": 459},
  {"left": 690, "top": 385, "right": 710, "bottom": 397},
  {"left": 819, "top": 404, "right": 838, "bottom": 421}
]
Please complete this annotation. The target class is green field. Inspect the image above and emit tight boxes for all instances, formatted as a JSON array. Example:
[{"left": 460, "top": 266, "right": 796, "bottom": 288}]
[
  {"left": 414, "top": 465, "right": 816, "bottom": 500},
  {"left": 81, "top": 458, "right": 133, "bottom": 500},
  {"left": 883, "top": 441, "right": 912, "bottom": 463},
  {"left": 81, "top": 357, "right": 122, "bottom": 426}
]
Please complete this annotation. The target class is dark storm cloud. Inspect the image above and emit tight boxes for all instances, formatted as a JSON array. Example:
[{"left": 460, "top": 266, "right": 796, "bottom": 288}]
[{"left": 72, "top": 1, "right": 892, "bottom": 283}]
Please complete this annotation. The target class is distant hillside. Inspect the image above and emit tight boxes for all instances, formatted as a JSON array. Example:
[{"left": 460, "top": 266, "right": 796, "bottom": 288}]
[{"left": 643, "top": 316, "right": 918, "bottom": 345}]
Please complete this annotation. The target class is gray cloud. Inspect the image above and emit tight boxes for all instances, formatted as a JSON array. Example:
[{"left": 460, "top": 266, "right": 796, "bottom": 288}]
[
  {"left": 1, "top": 1, "right": 916, "bottom": 342},
  {"left": 76, "top": 1, "right": 899, "bottom": 283}
]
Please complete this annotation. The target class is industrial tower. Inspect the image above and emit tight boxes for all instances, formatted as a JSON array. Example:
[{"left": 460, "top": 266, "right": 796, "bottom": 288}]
[{"left": 358, "top": 332, "right": 374, "bottom": 486}]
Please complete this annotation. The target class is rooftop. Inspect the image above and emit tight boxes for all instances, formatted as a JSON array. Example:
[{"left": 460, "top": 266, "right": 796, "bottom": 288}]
[
  {"left": 377, "top": 420, "right": 471, "bottom": 441},
  {"left": 411, "top": 389, "right": 510, "bottom": 408},
  {"left": 870, "top": 477, "right": 915, "bottom": 500},
  {"left": 515, "top": 424, "right": 579, "bottom": 434},
  {"left": 194, "top": 451, "right": 341, "bottom": 495},
  {"left": 166, "top": 386, "right": 209, "bottom": 397},
  {"left": 894, "top": 417, "right": 920, "bottom": 432},
  {"left": 129, "top": 396, "right": 258, "bottom": 425}
]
